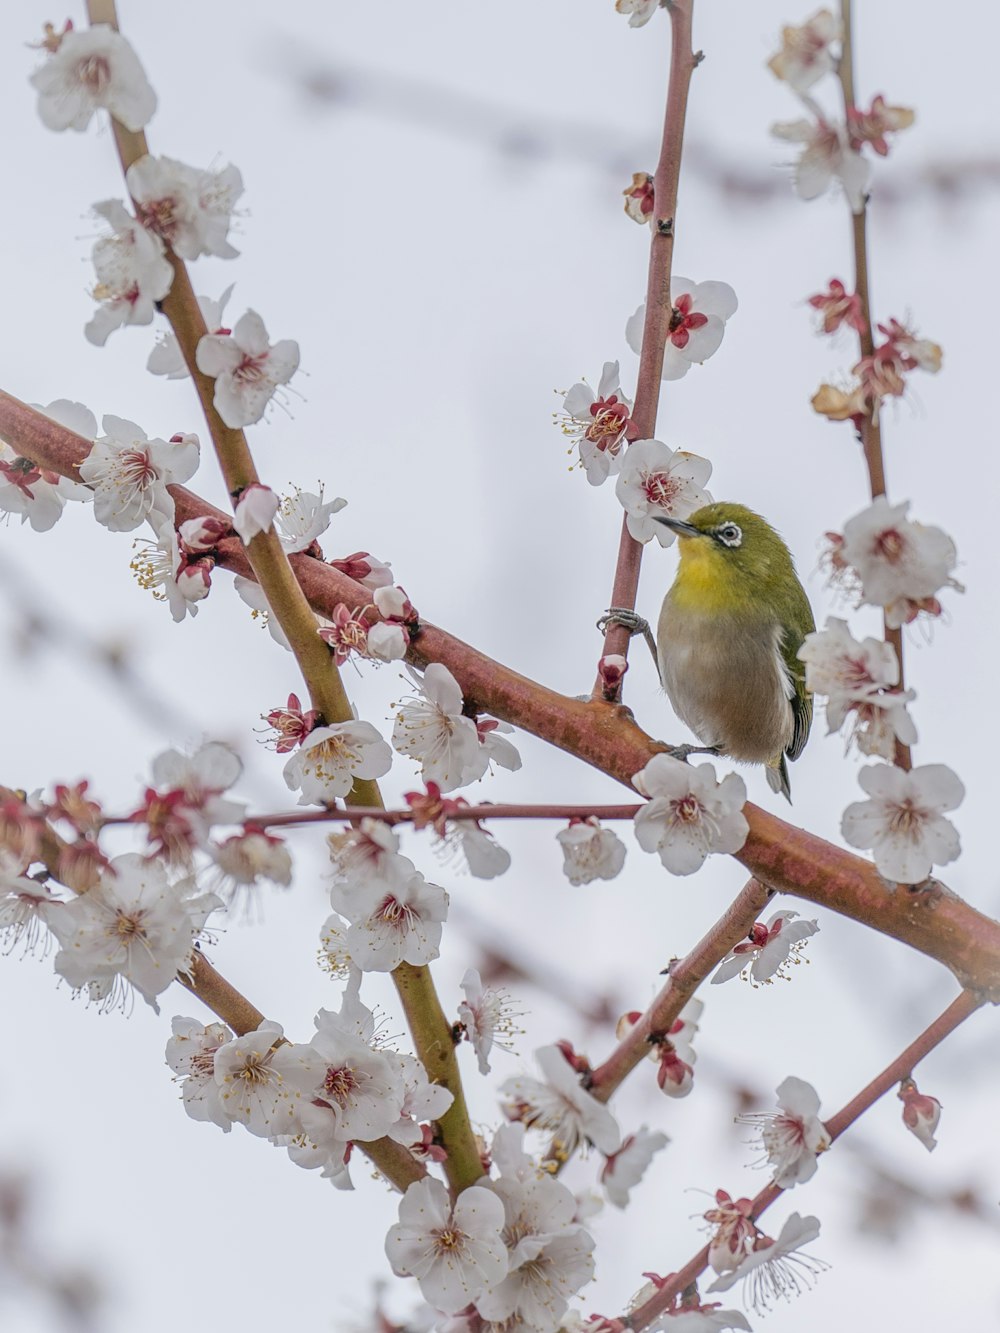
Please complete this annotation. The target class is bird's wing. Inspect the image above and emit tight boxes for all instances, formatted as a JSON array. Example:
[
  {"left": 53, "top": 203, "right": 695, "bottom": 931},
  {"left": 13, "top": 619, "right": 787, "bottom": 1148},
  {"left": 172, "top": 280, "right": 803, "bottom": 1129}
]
[
  {"left": 780, "top": 614, "right": 814, "bottom": 763},
  {"left": 786, "top": 677, "right": 813, "bottom": 762}
]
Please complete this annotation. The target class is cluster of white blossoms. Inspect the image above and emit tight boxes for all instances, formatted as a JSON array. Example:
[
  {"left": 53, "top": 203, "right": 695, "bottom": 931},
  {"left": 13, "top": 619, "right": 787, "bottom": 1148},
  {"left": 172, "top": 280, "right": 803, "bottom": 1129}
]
[
  {"left": 796, "top": 496, "right": 966, "bottom": 885},
  {"left": 27, "top": 22, "right": 298, "bottom": 429},
  {"left": 387, "top": 1124, "right": 598, "bottom": 1326},
  {"left": 557, "top": 282, "right": 735, "bottom": 554},
  {"left": 0, "top": 742, "right": 291, "bottom": 1008},
  {"left": 323, "top": 819, "right": 449, "bottom": 973},
  {"left": 392, "top": 664, "right": 522, "bottom": 794},
  {"left": 704, "top": 1198, "right": 827, "bottom": 1313},
  {"left": 767, "top": 10, "right": 914, "bottom": 213},
  {"left": 168, "top": 971, "right": 453, "bottom": 1188},
  {"left": 798, "top": 616, "right": 916, "bottom": 759}
]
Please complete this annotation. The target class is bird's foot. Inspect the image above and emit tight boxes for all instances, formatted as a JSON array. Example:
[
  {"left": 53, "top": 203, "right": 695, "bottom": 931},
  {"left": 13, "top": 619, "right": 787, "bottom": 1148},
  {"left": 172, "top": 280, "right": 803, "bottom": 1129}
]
[
  {"left": 597, "top": 607, "right": 649, "bottom": 637},
  {"left": 661, "top": 743, "right": 722, "bottom": 764},
  {"left": 597, "top": 608, "right": 659, "bottom": 672}
]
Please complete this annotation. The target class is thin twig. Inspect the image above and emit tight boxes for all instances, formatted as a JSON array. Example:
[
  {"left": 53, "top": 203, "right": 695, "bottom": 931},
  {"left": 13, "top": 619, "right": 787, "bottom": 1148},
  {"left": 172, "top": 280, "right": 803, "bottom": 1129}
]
[
  {"left": 542, "top": 877, "right": 771, "bottom": 1172},
  {"left": 597, "top": 0, "right": 698, "bottom": 696},
  {"left": 624, "top": 988, "right": 983, "bottom": 1331},
  {"left": 837, "top": 0, "right": 911, "bottom": 771}
]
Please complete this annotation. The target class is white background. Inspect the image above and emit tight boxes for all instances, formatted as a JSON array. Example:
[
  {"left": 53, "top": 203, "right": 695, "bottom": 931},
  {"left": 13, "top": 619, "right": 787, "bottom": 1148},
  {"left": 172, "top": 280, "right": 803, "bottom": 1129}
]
[{"left": 1, "top": 1, "right": 998, "bottom": 1329}]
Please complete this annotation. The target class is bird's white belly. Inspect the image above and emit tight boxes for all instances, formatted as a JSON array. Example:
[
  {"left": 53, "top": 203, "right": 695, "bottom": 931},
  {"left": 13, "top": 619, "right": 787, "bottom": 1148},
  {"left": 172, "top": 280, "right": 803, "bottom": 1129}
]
[{"left": 657, "top": 604, "right": 795, "bottom": 763}]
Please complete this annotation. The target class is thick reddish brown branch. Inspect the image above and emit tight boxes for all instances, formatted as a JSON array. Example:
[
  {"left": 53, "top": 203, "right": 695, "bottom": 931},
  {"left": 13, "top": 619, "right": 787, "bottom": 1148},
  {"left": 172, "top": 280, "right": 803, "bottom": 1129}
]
[{"left": 4, "top": 391, "right": 1000, "bottom": 997}]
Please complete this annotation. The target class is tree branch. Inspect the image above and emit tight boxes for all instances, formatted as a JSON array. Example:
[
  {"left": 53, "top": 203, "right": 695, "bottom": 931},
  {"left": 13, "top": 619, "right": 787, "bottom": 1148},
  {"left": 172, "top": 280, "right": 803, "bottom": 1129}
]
[
  {"left": 4, "top": 392, "right": 1000, "bottom": 997},
  {"left": 599, "top": 0, "right": 698, "bottom": 691}
]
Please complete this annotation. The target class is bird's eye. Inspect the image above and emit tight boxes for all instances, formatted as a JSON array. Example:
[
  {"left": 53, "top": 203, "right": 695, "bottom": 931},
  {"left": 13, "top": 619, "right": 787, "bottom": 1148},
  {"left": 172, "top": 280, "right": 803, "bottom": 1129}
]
[{"left": 717, "top": 523, "right": 743, "bottom": 547}]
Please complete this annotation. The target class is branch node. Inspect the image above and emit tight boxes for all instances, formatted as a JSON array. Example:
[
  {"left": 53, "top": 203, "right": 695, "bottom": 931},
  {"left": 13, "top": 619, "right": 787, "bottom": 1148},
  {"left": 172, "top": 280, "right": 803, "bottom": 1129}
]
[{"left": 656, "top": 216, "right": 675, "bottom": 237}]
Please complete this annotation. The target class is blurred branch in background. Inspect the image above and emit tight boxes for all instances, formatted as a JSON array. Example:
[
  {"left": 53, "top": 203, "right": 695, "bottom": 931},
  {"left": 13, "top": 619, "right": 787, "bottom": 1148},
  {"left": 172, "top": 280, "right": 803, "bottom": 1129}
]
[
  {"left": 0, "top": 1169, "right": 105, "bottom": 1330},
  {"left": 0, "top": 549, "right": 199, "bottom": 741},
  {"left": 273, "top": 41, "right": 1000, "bottom": 211}
]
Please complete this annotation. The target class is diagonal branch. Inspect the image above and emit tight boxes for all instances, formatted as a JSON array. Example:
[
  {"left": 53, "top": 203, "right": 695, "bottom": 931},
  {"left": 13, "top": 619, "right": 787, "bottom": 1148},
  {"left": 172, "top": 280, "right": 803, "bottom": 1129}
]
[
  {"left": 624, "top": 987, "right": 982, "bottom": 1331},
  {"left": 4, "top": 391, "right": 1000, "bottom": 997}
]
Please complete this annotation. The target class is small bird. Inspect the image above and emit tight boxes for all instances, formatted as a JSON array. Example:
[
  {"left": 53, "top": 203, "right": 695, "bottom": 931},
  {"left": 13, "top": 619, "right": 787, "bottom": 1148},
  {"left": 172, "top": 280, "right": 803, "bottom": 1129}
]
[{"left": 604, "top": 502, "right": 815, "bottom": 801}]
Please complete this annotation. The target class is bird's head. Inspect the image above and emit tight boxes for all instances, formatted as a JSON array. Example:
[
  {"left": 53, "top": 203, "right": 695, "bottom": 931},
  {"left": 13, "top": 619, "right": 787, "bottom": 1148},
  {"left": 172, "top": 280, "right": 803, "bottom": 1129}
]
[{"left": 656, "top": 502, "right": 797, "bottom": 601}]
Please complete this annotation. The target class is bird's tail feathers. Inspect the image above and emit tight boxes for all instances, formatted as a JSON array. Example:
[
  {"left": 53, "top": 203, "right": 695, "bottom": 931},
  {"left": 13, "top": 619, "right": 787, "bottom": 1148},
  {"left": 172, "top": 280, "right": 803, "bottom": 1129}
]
[{"left": 766, "top": 753, "right": 792, "bottom": 804}]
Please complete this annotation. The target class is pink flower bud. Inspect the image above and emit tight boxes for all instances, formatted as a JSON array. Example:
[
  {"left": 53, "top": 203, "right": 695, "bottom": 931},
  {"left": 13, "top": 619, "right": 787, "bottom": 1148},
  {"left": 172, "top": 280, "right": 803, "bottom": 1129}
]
[
  {"left": 898, "top": 1078, "right": 941, "bottom": 1152},
  {"left": 598, "top": 653, "right": 629, "bottom": 690},
  {"left": 178, "top": 514, "right": 230, "bottom": 554}
]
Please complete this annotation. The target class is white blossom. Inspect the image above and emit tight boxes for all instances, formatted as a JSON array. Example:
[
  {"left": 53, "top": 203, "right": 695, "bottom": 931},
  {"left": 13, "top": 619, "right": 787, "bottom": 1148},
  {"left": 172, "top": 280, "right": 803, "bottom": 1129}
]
[
  {"left": 126, "top": 154, "right": 243, "bottom": 260},
  {"left": 615, "top": 0, "right": 661, "bottom": 27},
  {"left": 331, "top": 870, "right": 448, "bottom": 972},
  {"left": 129, "top": 517, "right": 204, "bottom": 622},
  {"left": 712, "top": 910, "right": 819, "bottom": 986},
  {"left": 286, "top": 1007, "right": 406, "bottom": 1150},
  {"left": 85, "top": 200, "right": 173, "bottom": 346},
  {"left": 275, "top": 486, "right": 348, "bottom": 554},
  {"left": 195, "top": 309, "right": 300, "bottom": 428},
  {"left": 501, "top": 1045, "right": 621, "bottom": 1156},
  {"left": 328, "top": 818, "right": 414, "bottom": 890},
  {"left": 841, "top": 763, "right": 964, "bottom": 883},
  {"left": 210, "top": 829, "right": 292, "bottom": 902},
  {"left": 234, "top": 574, "right": 292, "bottom": 649},
  {"left": 648, "top": 1308, "right": 751, "bottom": 1333},
  {"left": 283, "top": 721, "right": 393, "bottom": 804},
  {"left": 707, "top": 1213, "right": 826, "bottom": 1311},
  {"left": 477, "top": 1126, "right": 596, "bottom": 1331},
  {"left": 0, "top": 877, "right": 59, "bottom": 957},
  {"left": 559, "top": 361, "right": 633, "bottom": 486},
  {"left": 386, "top": 1050, "right": 454, "bottom": 1146},
  {"left": 743, "top": 1077, "right": 830, "bottom": 1188},
  {"left": 771, "top": 114, "right": 869, "bottom": 213},
  {"left": 627, "top": 279, "right": 738, "bottom": 381},
  {"left": 836, "top": 497, "right": 962, "bottom": 629},
  {"left": 601, "top": 1126, "right": 669, "bottom": 1208},
  {"left": 147, "top": 286, "right": 234, "bottom": 378},
  {"left": 366, "top": 622, "right": 410, "bottom": 662},
  {"left": 556, "top": 817, "right": 626, "bottom": 885},
  {"left": 449, "top": 818, "right": 512, "bottom": 879},
  {"left": 30, "top": 23, "right": 156, "bottom": 132},
  {"left": 0, "top": 400, "right": 91, "bottom": 531},
  {"left": 47, "top": 853, "right": 220, "bottom": 1012},
  {"left": 213, "top": 1020, "right": 306, "bottom": 1138},
  {"left": 386, "top": 1177, "right": 509, "bottom": 1314},
  {"left": 633, "top": 754, "right": 748, "bottom": 875},
  {"left": 458, "top": 968, "right": 522, "bottom": 1075},
  {"left": 798, "top": 617, "right": 917, "bottom": 759},
  {"left": 615, "top": 440, "right": 713, "bottom": 547},
  {"left": 393, "top": 664, "right": 506, "bottom": 793},
  {"left": 767, "top": 10, "right": 840, "bottom": 91},
  {"left": 233, "top": 483, "right": 280, "bottom": 544},
  {"left": 165, "top": 1017, "right": 234, "bottom": 1132},
  {"left": 151, "top": 742, "right": 244, "bottom": 826},
  {"left": 79, "top": 417, "right": 198, "bottom": 531}
]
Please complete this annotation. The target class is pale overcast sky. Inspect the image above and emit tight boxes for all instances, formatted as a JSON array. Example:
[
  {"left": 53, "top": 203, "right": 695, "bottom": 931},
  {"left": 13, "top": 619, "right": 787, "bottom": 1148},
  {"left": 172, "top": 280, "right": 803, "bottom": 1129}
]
[{"left": 1, "top": 2, "right": 999, "bottom": 1330}]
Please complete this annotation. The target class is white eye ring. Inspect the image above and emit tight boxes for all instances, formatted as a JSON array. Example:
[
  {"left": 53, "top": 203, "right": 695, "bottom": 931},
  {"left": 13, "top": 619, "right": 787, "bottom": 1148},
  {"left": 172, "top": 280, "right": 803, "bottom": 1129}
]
[{"left": 717, "top": 523, "right": 743, "bottom": 547}]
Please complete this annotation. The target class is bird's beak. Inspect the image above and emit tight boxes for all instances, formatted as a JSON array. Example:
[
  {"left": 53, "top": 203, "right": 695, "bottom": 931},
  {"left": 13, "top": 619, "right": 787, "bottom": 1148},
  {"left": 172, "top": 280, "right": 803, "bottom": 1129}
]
[{"left": 653, "top": 515, "right": 702, "bottom": 539}]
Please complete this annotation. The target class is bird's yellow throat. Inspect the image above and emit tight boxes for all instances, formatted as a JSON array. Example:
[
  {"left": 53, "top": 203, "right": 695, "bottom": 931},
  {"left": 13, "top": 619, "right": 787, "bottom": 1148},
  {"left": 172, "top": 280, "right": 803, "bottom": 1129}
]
[{"left": 669, "top": 536, "right": 735, "bottom": 614}]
